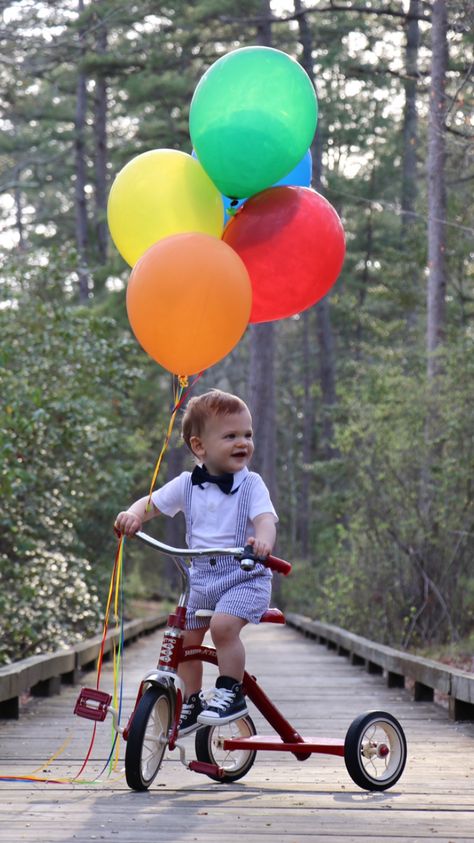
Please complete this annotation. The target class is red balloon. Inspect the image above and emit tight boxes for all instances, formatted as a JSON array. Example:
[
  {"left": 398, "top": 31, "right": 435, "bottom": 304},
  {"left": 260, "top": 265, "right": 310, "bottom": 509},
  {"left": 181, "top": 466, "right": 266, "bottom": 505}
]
[{"left": 222, "top": 186, "right": 345, "bottom": 323}]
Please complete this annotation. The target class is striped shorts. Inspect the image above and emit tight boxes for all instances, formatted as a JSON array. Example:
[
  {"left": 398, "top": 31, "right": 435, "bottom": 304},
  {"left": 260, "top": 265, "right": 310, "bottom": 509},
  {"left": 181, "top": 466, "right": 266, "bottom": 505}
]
[{"left": 185, "top": 557, "right": 272, "bottom": 630}]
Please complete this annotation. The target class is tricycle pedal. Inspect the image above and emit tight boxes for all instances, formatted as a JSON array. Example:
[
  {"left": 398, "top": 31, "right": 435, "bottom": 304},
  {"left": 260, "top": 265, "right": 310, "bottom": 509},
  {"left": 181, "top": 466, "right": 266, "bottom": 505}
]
[
  {"left": 188, "top": 760, "right": 225, "bottom": 778},
  {"left": 74, "top": 687, "right": 112, "bottom": 722}
]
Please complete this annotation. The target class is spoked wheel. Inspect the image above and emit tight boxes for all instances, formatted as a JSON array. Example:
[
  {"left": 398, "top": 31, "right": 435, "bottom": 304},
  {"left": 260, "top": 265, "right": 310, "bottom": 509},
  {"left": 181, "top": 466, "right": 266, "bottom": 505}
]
[
  {"left": 344, "top": 710, "right": 407, "bottom": 791},
  {"left": 195, "top": 714, "right": 257, "bottom": 782},
  {"left": 125, "top": 684, "right": 173, "bottom": 791}
]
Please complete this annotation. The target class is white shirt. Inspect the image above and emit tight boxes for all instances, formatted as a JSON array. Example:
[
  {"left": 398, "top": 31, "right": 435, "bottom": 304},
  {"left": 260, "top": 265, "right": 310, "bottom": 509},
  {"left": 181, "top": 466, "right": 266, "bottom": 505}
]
[{"left": 151, "top": 466, "right": 278, "bottom": 550}]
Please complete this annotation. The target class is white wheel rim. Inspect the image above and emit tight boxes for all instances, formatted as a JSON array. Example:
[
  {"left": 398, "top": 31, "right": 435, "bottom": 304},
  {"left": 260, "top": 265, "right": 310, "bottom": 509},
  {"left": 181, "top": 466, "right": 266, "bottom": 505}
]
[
  {"left": 140, "top": 696, "right": 169, "bottom": 780},
  {"left": 209, "top": 718, "right": 255, "bottom": 773},
  {"left": 358, "top": 719, "right": 404, "bottom": 784}
]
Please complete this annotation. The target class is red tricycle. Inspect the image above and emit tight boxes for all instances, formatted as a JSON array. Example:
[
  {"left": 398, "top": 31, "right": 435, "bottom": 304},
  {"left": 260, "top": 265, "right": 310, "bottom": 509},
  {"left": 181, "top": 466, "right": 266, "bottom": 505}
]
[{"left": 74, "top": 532, "right": 407, "bottom": 792}]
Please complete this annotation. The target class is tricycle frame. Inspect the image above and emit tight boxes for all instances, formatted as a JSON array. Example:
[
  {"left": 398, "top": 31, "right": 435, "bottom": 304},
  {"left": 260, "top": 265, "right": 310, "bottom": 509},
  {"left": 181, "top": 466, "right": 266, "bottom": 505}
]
[{"left": 74, "top": 531, "right": 407, "bottom": 791}]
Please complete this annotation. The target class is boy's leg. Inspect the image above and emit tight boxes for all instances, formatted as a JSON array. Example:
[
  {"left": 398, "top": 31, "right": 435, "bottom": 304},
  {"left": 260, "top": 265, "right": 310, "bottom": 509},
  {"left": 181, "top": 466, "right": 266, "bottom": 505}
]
[
  {"left": 197, "top": 613, "right": 249, "bottom": 726},
  {"left": 209, "top": 613, "right": 247, "bottom": 680},
  {"left": 177, "top": 627, "right": 208, "bottom": 735},
  {"left": 177, "top": 627, "right": 208, "bottom": 695}
]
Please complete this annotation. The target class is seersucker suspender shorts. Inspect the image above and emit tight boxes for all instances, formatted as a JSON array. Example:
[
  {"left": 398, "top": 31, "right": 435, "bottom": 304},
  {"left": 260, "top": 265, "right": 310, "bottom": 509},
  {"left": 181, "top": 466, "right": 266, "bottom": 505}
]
[{"left": 183, "top": 473, "right": 272, "bottom": 630}]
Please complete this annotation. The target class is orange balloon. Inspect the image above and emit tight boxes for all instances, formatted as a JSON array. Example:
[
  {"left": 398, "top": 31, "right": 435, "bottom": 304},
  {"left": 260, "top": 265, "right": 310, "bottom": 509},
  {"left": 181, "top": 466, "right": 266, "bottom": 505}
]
[{"left": 126, "top": 233, "right": 252, "bottom": 375}]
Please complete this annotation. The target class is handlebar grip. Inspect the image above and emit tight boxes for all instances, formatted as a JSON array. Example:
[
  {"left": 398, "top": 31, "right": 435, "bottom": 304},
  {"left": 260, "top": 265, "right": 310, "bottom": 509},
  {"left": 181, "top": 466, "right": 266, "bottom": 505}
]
[
  {"left": 264, "top": 554, "right": 292, "bottom": 576},
  {"left": 239, "top": 545, "right": 291, "bottom": 575}
]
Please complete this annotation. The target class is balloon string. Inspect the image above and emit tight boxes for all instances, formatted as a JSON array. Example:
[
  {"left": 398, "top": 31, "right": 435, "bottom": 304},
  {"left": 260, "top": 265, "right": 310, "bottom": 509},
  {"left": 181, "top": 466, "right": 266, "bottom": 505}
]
[
  {"left": 0, "top": 373, "right": 207, "bottom": 786},
  {"left": 146, "top": 372, "right": 203, "bottom": 510},
  {"left": 0, "top": 539, "right": 126, "bottom": 786},
  {"left": 29, "top": 735, "right": 74, "bottom": 775}
]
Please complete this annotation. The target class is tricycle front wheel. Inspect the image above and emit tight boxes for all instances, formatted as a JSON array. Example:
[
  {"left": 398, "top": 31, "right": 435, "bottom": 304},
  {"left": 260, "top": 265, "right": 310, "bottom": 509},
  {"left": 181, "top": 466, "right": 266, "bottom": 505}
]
[
  {"left": 344, "top": 710, "right": 407, "bottom": 791},
  {"left": 125, "top": 684, "right": 172, "bottom": 791}
]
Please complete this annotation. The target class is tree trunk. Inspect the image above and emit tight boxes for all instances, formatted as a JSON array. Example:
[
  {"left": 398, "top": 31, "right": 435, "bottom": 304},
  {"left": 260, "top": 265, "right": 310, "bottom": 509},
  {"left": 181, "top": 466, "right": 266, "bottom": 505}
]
[
  {"left": 355, "top": 166, "right": 375, "bottom": 355},
  {"left": 401, "top": 0, "right": 420, "bottom": 235},
  {"left": 297, "top": 308, "right": 317, "bottom": 556},
  {"left": 418, "top": 0, "right": 449, "bottom": 633},
  {"left": 402, "top": 0, "right": 421, "bottom": 330},
  {"left": 248, "top": 323, "right": 277, "bottom": 506},
  {"left": 426, "top": 0, "right": 448, "bottom": 380},
  {"left": 74, "top": 0, "right": 90, "bottom": 302},
  {"left": 248, "top": 0, "right": 278, "bottom": 510},
  {"left": 13, "top": 165, "right": 25, "bottom": 251},
  {"left": 93, "top": 2, "right": 108, "bottom": 267},
  {"left": 295, "top": 0, "right": 337, "bottom": 464}
]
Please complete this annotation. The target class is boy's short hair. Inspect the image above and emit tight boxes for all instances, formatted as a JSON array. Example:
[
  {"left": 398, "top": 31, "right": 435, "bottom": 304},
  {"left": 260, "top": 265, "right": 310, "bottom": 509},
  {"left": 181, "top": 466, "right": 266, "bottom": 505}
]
[{"left": 182, "top": 389, "right": 249, "bottom": 451}]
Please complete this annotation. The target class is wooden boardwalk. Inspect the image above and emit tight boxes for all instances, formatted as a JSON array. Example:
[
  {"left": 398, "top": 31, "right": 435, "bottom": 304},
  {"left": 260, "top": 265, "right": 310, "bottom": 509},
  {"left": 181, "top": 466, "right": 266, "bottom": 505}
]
[{"left": 1, "top": 622, "right": 474, "bottom": 842}]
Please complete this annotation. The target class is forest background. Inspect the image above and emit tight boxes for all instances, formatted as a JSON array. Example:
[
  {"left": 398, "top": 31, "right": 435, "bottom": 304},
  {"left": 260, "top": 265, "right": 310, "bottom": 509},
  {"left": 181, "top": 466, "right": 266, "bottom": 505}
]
[{"left": 0, "top": 0, "right": 473, "bottom": 667}]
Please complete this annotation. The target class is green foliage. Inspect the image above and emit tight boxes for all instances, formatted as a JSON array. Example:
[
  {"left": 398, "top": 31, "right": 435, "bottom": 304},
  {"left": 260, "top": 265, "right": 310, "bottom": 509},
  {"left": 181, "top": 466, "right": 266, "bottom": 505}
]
[
  {"left": 0, "top": 252, "right": 172, "bottom": 663},
  {"left": 0, "top": 0, "right": 473, "bottom": 661},
  {"left": 0, "top": 549, "right": 100, "bottom": 664},
  {"left": 299, "top": 342, "right": 474, "bottom": 647}
]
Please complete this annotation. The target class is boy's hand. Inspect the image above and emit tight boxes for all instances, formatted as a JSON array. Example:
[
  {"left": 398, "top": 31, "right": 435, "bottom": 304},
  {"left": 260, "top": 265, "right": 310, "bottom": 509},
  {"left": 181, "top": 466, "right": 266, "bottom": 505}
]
[
  {"left": 248, "top": 513, "right": 277, "bottom": 560},
  {"left": 114, "top": 510, "right": 142, "bottom": 538},
  {"left": 247, "top": 536, "right": 271, "bottom": 560}
]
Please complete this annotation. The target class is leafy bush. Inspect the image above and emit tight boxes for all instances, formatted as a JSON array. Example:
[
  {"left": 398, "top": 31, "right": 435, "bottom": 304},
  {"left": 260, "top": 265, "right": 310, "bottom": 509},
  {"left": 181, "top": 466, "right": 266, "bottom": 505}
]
[
  {"left": 0, "top": 546, "right": 100, "bottom": 663},
  {"left": 0, "top": 282, "right": 162, "bottom": 663},
  {"left": 304, "top": 342, "right": 474, "bottom": 647}
]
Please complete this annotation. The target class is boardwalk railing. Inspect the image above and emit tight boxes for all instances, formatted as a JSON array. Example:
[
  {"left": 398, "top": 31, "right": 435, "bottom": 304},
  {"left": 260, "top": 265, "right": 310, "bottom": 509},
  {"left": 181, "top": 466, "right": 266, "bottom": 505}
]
[
  {"left": 0, "top": 613, "right": 167, "bottom": 719},
  {"left": 3, "top": 611, "right": 473, "bottom": 722},
  {"left": 287, "top": 613, "right": 474, "bottom": 721}
]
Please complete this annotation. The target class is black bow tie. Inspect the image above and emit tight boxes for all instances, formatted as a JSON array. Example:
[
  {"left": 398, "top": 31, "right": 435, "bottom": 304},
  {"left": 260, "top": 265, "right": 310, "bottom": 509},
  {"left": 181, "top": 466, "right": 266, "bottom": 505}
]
[{"left": 191, "top": 464, "right": 234, "bottom": 494}]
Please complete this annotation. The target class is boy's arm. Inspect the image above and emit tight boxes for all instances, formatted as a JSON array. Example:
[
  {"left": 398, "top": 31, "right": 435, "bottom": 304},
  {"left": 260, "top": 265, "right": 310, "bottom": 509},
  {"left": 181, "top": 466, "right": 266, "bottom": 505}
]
[
  {"left": 247, "top": 512, "right": 277, "bottom": 559},
  {"left": 114, "top": 495, "right": 160, "bottom": 537}
]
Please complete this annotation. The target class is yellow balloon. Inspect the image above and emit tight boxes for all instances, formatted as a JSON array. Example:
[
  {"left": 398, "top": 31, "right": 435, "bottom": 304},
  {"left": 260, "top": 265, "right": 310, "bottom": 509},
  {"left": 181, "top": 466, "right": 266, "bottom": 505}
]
[{"left": 107, "top": 149, "right": 224, "bottom": 266}]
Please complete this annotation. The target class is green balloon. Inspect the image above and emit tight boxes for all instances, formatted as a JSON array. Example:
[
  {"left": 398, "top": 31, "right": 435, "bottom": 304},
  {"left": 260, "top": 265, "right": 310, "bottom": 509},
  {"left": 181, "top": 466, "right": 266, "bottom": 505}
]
[{"left": 189, "top": 47, "right": 318, "bottom": 199}]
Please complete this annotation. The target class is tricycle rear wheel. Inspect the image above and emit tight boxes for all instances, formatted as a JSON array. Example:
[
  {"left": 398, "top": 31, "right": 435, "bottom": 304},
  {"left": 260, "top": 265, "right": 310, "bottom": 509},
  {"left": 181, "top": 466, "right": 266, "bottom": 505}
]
[
  {"left": 344, "top": 710, "right": 407, "bottom": 791},
  {"left": 195, "top": 714, "right": 257, "bottom": 782}
]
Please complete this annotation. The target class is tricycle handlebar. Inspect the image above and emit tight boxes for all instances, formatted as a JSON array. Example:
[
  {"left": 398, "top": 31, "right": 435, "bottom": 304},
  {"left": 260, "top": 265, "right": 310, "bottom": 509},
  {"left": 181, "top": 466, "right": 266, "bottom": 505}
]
[
  {"left": 134, "top": 531, "right": 291, "bottom": 576},
  {"left": 262, "top": 553, "right": 292, "bottom": 576}
]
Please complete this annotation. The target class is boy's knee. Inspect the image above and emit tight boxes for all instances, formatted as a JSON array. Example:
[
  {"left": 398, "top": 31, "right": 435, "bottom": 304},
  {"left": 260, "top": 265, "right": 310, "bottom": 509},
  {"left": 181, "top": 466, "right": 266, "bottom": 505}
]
[{"left": 210, "top": 614, "right": 244, "bottom": 642}]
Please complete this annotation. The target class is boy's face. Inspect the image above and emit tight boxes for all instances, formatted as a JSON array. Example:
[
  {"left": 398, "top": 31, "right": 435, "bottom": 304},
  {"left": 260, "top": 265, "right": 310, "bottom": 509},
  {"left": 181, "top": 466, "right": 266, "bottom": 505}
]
[{"left": 190, "top": 408, "right": 254, "bottom": 476}]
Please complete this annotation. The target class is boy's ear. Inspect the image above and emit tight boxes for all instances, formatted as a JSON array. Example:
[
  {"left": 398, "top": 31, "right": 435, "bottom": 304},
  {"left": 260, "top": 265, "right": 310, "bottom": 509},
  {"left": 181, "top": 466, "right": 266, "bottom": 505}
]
[{"left": 189, "top": 435, "right": 205, "bottom": 459}]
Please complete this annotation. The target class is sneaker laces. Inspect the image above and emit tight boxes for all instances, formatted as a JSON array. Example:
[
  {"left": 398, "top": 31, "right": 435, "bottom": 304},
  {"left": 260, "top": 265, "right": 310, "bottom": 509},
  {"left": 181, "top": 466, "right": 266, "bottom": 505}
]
[
  {"left": 207, "top": 687, "right": 236, "bottom": 711},
  {"left": 180, "top": 693, "right": 201, "bottom": 722},
  {"left": 180, "top": 700, "right": 194, "bottom": 720}
]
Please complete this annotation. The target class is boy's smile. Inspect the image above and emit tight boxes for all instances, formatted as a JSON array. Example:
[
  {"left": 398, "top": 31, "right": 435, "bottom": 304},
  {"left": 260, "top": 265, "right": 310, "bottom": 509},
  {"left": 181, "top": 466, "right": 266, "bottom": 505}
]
[{"left": 190, "top": 409, "right": 254, "bottom": 477}]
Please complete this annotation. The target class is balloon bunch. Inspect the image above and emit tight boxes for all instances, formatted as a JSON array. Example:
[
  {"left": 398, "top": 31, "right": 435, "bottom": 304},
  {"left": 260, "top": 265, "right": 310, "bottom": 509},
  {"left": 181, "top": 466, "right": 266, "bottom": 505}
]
[{"left": 107, "top": 46, "right": 345, "bottom": 376}]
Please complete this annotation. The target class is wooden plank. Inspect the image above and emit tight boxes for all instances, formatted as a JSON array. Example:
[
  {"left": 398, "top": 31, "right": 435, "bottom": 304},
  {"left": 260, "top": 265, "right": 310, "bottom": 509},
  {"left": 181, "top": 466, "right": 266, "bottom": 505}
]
[
  {"left": 1, "top": 624, "right": 474, "bottom": 842},
  {"left": 0, "top": 615, "right": 167, "bottom": 718},
  {"left": 287, "top": 613, "right": 474, "bottom": 715}
]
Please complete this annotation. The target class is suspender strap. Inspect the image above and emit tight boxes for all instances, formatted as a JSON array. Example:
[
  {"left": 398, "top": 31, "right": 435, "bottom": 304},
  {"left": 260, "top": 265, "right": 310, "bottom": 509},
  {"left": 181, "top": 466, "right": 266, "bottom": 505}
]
[
  {"left": 234, "top": 473, "right": 258, "bottom": 547},
  {"left": 184, "top": 472, "right": 259, "bottom": 550},
  {"left": 184, "top": 473, "right": 193, "bottom": 547}
]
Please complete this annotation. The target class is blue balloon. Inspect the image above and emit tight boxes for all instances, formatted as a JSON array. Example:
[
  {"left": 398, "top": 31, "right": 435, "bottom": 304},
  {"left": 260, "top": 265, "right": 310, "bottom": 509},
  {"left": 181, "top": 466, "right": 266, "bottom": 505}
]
[
  {"left": 275, "top": 149, "right": 313, "bottom": 188},
  {"left": 223, "top": 196, "right": 245, "bottom": 221},
  {"left": 222, "top": 150, "right": 312, "bottom": 223},
  {"left": 192, "top": 148, "right": 313, "bottom": 224}
]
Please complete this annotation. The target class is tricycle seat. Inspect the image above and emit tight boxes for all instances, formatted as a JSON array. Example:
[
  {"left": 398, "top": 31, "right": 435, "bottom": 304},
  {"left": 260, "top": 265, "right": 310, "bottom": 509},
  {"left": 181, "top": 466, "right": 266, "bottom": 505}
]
[{"left": 260, "top": 608, "right": 285, "bottom": 624}]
